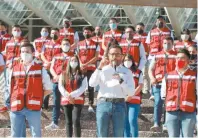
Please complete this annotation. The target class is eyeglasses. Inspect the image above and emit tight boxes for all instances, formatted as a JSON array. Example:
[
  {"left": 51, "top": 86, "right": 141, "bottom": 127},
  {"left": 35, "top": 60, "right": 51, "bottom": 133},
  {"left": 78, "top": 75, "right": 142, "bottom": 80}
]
[{"left": 109, "top": 53, "right": 122, "bottom": 57}]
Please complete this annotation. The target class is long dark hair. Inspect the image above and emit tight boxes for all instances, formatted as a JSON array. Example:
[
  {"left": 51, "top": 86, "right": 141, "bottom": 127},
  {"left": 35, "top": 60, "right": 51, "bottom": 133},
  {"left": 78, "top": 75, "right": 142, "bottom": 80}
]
[
  {"left": 180, "top": 28, "right": 192, "bottom": 42},
  {"left": 61, "top": 55, "right": 83, "bottom": 88},
  {"left": 124, "top": 54, "right": 138, "bottom": 72}
]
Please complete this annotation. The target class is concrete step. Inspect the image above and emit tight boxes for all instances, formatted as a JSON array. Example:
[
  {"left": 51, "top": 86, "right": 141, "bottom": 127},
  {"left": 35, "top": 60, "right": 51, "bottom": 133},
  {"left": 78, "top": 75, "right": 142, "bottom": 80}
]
[
  {"left": 0, "top": 119, "right": 163, "bottom": 132},
  {"left": 0, "top": 128, "right": 168, "bottom": 137}
]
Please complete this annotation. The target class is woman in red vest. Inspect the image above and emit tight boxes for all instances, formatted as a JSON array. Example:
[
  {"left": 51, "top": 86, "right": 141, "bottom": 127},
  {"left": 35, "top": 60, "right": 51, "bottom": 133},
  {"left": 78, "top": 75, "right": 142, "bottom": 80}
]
[
  {"left": 123, "top": 54, "right": 143, "bottom": 137},
  {"left": 174, "top": 29, "right": 196, "bottom": 52},
  {"left": 58, "top": 55, "right": 87, "bottom": 137}
]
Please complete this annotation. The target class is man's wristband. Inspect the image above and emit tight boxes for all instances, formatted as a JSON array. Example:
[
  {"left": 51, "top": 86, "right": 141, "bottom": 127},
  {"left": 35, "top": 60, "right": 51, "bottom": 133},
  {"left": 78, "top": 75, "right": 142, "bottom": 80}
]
[
  {"left": 97, "top": 68, "right": 102, "bottom": 70},
  {"left": 119, "top": 78, "right": 124, "bottom": 84}
]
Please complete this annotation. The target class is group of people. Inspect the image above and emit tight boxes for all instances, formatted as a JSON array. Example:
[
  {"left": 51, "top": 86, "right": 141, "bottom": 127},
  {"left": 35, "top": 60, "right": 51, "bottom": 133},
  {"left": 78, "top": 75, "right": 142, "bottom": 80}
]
[{"left": 0, "top": 15, "right": 197, "bottom": 138}]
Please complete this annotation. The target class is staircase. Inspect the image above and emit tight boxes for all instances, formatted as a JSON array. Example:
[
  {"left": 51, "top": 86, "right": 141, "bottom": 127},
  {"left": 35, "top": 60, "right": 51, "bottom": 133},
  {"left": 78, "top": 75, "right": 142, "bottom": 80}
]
[{"left": 0, "top": 89, "right": 169, "bottom": 137}]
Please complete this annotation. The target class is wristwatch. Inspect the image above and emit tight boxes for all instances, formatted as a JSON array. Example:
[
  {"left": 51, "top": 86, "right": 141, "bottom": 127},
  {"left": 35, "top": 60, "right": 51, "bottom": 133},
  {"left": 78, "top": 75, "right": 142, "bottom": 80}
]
[{"left": 119, "top": 78, "right": 124, "bottom": 84}]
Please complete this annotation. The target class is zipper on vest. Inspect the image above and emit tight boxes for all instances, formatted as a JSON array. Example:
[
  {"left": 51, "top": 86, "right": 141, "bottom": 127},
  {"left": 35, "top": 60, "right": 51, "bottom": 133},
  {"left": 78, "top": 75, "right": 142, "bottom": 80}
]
[{"left": 177, "top": 75, "right": 182, "bottom": 110}]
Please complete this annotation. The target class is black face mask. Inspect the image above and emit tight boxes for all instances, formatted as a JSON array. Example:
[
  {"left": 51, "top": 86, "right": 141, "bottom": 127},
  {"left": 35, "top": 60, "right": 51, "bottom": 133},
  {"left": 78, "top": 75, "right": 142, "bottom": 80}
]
[
  {"left": 51, "top": 34, "right": 58, "bottom": 40},
  {"left": 157, "top": 22, "right": 164, "bottom": 28},
  {"left": 0, "top": 31, "right": 6, "bottom": 35},
  {"left": 137, "top": 29, "right": 143, "bottom": 35},
  {"left": 64, "top": 23, "right": 70, "bottom": 28},
  {"left": 190, "top": 54, "right": 197, "bottom": 60},
  {"left": 95, "top": 31, "right": 101, "bottom": 36},
  {"left": 84, "top": 34, "right": 91, "bottom": 39}
]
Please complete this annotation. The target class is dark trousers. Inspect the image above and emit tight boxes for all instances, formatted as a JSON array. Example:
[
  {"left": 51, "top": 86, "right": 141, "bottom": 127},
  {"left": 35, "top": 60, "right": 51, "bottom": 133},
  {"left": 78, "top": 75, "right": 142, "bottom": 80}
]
[
  {"left": 86, "top": 70, "right": 94, "bottom": 105},
  {"left": 63, "top": 104, "right": 83, "bottom": 137}
]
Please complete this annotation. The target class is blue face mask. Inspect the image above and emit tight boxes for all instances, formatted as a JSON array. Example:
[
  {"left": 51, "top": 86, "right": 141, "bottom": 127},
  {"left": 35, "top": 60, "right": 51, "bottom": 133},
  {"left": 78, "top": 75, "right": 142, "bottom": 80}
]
[
  {"left": 109, "top": 23, "right": 117, "bottom": 30},
  {"left": 41, "top": 32, "right": 49, "bottom": 37}
]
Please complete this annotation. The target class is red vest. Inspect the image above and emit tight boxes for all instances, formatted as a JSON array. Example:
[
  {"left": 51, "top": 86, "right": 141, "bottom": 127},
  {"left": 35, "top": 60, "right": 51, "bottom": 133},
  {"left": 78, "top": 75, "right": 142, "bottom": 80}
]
[
  {"left": 59, "top": 28, "right": 75, "bottom": 44},
  {"left": 5, "top": 37, "right": 24, "bottom": 62},
  {"left": 119, "top": 39, "right": 141, "bottom": 66},
  {"left": 103, "top": 30, "right": 122, "bottom": 47},
  {"left": 43, "top": 40, "right": 62, "bottom": 62},
  {"left": 149, "top": 28, "right": 171, "bottom": 55},
  {"left": 154, "top": 50, "right": 177, "bottom": 82},
  {"left": 134, "top": 33, "right": 149, "bottom": 57},
  {"left": 52, "top": 53, "right": 70, "bottom": 76},
  {"left": 174, "top": 41, "right": 196, "bottom": 52},
  {"left": 78, "top": 39, "right": 97, "bottom": 71},
  {"left": 0, "top": 33, "right": 11, "bottom": 52},
  {"left": 33, "top": 37, "right": 50, "bottom": 57},
  {"left": 61, "top": 77, "right": 84, "bottom": 105},
  {"left": 92, "top": 36, "right": 104, "bottom": 60},
  {"left": 10, "top": 61, "right": 43, "bottom": 111},
  {"left": 127, "top": 70, "right": 142, "bottom": 104},
  {"left": 165, "top": 69, "right": 197, "bottom": 112}
]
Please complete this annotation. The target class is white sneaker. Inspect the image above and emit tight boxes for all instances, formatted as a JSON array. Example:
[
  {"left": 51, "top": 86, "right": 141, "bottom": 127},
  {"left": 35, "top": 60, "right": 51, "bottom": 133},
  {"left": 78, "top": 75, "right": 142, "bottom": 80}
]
[
  {"left": 149, "top": 95, "right": 155, "bottom": 101},
  {"left": 162, "top": 124, "right": 167, "bottom": 132},
  {"left": 150, "top": 124, "right": 160, "bottom": 132},
  {"left": 142, "top": 90, "right": 149, "bottom": 94},
  {"left": 88, "top": 106, "right": 95, "bottom": 113},
  {"left": 45, "top": 122, "right": 59, "bottom": 130}
]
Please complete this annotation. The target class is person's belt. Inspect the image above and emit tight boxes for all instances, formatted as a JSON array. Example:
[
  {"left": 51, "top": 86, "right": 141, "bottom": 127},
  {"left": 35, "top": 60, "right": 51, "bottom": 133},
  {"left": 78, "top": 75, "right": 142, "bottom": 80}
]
[{"left": 98, "top": 97, "right": 125, "bottom": 103}]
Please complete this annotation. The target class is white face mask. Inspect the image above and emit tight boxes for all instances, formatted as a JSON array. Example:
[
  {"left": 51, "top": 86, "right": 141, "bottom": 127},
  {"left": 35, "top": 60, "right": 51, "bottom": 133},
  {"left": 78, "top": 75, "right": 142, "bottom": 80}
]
[
  {"left": 12, "top": 31, "right": 21, "bottom": 37},
  {"left": 181, "top": 34, "right": 189, "bottom": 41},
  {"left": 124, "top": 61, "right": 132, "bottom": 68},
  {"left": 70, "top": 61, "right": 78, "bottom": 69},
  {"left": 62, "top": 45, "right": 70, "bottom": 52},
  {"left": 21, "top": 53, "right": 33, "bottom": 63}
]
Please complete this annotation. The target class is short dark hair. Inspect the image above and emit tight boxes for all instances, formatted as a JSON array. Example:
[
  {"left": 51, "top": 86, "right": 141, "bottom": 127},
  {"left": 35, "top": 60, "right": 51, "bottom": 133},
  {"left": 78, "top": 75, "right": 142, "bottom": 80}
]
[
  {"left": 125, "top": 26, "right": 135, "bottom": 31},
  {"left": 20, "top": 42, "right": 35, "bottom": 53},
  {"left": 177, "top": 48, "right": 191, "bottom": 59},
  {"left": 157, "top": 16, "right": 165, "bottom": 20},
  {"left": 110, "top": 18, "right": 118, "bottom": 23},
  {"left": 136, "top": 22, "right": 145, "bottom": 27},
  {"left": 83, "top": 26, "right": 92, "bottom": 31},
  {"left": 108, "top": 45, "right": 123, "bottom": 54},
  {"left": 41, "top": 27, "right": 49, "bottom": 31},
  {"left": 12, "top": 24, "right": 21, "bottom": 28},
  {"left": 51, "top": 28, "right": 59, "bottom": 32},
  {"left": 62, "top": 38, "right": 70, "bottom": 43},
  {"left": 0, "top": 22, "right": 6, "bottom": 27},
  {"left": 164, "top": 36, "right": 174, "bottom": 44}
]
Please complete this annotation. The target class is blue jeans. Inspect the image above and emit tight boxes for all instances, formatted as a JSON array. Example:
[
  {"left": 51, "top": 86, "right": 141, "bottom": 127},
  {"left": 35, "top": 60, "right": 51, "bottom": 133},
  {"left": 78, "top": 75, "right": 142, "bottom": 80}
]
[
  {"left": 152, "top": 85, "right": 163, "bottom": 125},
  {"left": 124, "top": 103, "right": 140, "bottom": 138},
  {"left": 166, "top": 111, "right": 196, "bottom": 137},
  {"left": 52, "top": 83, "right": 61, "bottom": 125},
  {"left": 96, "top": 100, "right": 126, "bottom": 137},
  {"left": 10, "top": 108, "right": 41, "bottom": 137}
]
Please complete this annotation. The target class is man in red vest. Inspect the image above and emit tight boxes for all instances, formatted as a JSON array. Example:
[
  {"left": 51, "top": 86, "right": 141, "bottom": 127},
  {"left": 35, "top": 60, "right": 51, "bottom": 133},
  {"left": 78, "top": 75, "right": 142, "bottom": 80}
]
[
  {"left": 102, "top": 18, "right": 122, "bottom": 51},
  {"left": 78, "top": 26, "right": 99, "bottom": 112},
  {"left": 41, "top": 28, "right": 62, "bottom": 70},
  {"left": 4, "top": 25, "right": 24, "bottom": 68},
  {"left": 149, "top": 37, "right": 177, "bottom": 131},
  {"left": 146, "top": 16, "right": 173, "bottom": 59},
  {"left": 33, "top": 27, "right": 50, "bottom": 61},
  {"left": 161, "top": 48, "right": 197, "bottom": 137},
  {"left": 0, "top": 22, "right": 11, "bottom": 53},
  {"left": 7, "top": 43, "right": 52, "bottom": 137},
  {"left": 119, "top": 26, "right": 146, "bottom": 72},
  {"left": 134, "top": 22, "right": 150, "bottom": 94},
  {"left": 92, "top": 26, "right": 103, "bottom": 61},
  {"left": 59, "top": 17, "right": 79, "bottom": 46}
]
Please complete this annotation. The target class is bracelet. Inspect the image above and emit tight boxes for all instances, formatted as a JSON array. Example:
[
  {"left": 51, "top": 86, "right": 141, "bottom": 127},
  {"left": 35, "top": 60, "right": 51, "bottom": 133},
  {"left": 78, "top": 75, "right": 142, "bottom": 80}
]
[{"left": 97, "top": 68, "right": 102, "bottom": 70}]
